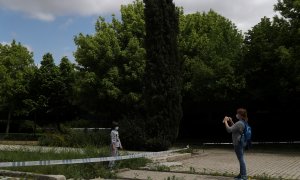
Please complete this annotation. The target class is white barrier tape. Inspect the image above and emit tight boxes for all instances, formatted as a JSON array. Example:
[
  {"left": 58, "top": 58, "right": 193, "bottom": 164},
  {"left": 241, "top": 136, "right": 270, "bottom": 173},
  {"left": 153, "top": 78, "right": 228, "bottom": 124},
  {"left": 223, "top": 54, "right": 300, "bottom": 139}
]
[
  {"left": 203, "top": 141, "right": 300, "bottom": 145},
  {"left": 0, "top": 146, "right": 189, "bottom": 167},
  {"left": 71, "top": 128, "right": 110, "bottom": 130}
]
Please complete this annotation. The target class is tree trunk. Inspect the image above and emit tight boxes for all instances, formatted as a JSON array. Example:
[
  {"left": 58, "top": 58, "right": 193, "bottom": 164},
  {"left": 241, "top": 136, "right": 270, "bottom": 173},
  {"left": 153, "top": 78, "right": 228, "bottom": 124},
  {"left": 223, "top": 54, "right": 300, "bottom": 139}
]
[
  {"left": 33, "top": 112, "right": 37, "bottom": 136},
  {"left": 5, "top": 110, "right": 12, "bottom": 135}
]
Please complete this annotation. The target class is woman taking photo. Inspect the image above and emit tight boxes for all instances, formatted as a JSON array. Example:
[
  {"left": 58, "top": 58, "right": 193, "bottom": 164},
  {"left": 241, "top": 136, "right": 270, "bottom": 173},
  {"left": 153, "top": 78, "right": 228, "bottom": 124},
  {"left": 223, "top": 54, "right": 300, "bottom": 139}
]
[{"left": 223, "top": 108, "right": 249, "bottom": 180}]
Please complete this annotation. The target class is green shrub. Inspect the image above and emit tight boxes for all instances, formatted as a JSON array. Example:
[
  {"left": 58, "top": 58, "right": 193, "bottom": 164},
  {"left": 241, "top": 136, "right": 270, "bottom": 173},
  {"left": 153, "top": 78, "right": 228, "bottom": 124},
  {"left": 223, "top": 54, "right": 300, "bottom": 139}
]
[
  {"left": 145, "top": 137, "right": 171, "bottom": 151},
  {"left": 119, "top": 116, "right": 173, "bottom": 151},
  {"left": 117, "top": 157, "right": 151, "bottom": 169},
  {"left": 64, "top": 119, "right": 94, "bottom": 128},
  {"left": 65, "top": 129, "right": 110, "bottom": 147},
  {"left": 38, "top": 133, "right": 66, "bottom": 146},
  {"left": 119, "top": 117, "right": 147, "bottom": 150},
  {"left": 0, "top": 133, "right": 42, "bottom": 141},
  {"left": 19, "top": 120, "right": 42, "bottom": 133},
  {"left": 38, "top": 128, "right": 110, "bottom": 147}
]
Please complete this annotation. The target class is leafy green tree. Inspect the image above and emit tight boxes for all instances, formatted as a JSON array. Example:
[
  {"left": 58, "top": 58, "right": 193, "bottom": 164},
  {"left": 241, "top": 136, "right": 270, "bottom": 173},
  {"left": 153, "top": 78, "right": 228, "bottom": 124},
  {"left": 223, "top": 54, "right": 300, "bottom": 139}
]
[
  {"left": 33, "top": 53, "right": 66, "bottom": 129},
  {"left": 242, "top": 0, "right": 300, "bottom": 109},
  {"left": 275, "top": 0, "right": 300, "bottom": 28},
  {"left": 0, "top": 40, "right": 35, "bottom": 134},
  {"left": 143, "top": 0, "right": 182, "bottom": 150},
  {"left": 237, "top": 0, "right": 300, "bottom": 142},
  {"left": 74, "top": 0, "right": 146, "bottom": 122},
  {"left": 243, "top": 17, "right": 281, "bottom": 104},
  {"left": 74, "top": 17, "right": 122, "bottom": 120},
  {"left": 179, "top": 11, "right": 245, "bottom": 103},
  {"left": 22, "top": 65, "right": 40, "bottom": 135},
  {"left": 118, "top": 0, "right": 146, "bottom": 110},
  {"left": 274, "top": 0, "right": 300, "bottom": 104},
  {"left": 58, "top": 57, "right": 76, "bottom": 122}
]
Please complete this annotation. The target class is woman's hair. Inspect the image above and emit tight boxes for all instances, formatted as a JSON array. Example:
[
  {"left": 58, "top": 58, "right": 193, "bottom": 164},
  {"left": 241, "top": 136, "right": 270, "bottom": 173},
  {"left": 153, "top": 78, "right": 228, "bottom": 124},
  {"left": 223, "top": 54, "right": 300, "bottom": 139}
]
[
  {"left": 237, "top": 108, "right": 248, "bottom": 121},
  {"left": 111, "top": 121, "right": 119, "bottom": 130}
]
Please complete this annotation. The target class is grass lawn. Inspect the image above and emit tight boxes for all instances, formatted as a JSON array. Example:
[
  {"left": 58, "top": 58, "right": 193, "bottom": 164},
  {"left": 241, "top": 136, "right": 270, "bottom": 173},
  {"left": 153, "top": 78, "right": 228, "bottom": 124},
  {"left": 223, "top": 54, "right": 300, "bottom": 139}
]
[{"left": 0, "top": 146, "right": 150, "bottom": 179}]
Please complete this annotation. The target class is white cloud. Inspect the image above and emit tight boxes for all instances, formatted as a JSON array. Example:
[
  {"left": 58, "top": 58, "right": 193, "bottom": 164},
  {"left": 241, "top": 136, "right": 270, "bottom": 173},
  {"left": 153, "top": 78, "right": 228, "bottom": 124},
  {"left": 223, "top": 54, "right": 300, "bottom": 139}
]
[
  {"left": 0, "top": 0, "right": 135, "bottom": 21},
  {"left": 0, "top": 0, "right": 278, "bottom": 31},
  {"left": 174, "top": 0, "right": 278, "bottom": 32},
  {"left": 29, "top": 12, "right": 55, "bottom": 21},
  {"left": 24, "top": 44, "right": 34, "bottom": 52},
  {"left": 1, "top": 41, "right": 9, "bottom": 45},
  {"left": 60, "top": 18, "right": 74, "bottom": 30}
]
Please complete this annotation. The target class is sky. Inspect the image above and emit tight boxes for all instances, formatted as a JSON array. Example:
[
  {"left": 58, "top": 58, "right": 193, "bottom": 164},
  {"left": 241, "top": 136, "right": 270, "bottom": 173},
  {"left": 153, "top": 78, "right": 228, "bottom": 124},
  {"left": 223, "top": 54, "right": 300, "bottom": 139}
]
[{"left": 0, "top": 0, "right": 279, "bottom": 65}]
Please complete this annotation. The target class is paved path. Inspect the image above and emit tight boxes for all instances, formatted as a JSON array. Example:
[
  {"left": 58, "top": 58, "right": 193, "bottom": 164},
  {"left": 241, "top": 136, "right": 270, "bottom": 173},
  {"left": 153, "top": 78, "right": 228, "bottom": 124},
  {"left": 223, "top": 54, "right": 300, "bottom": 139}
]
[
  {"left": 1, "top": 145, "right": 300, "bottom": 179},
  {"left": 117, "top": 170, "right": 233, "bottom": 180},
  {"left": 117, "top": 148, "right": 300, "bottom": 180},
  {"left": 170, "top": 149, "right": 300, "bottom": 179}
]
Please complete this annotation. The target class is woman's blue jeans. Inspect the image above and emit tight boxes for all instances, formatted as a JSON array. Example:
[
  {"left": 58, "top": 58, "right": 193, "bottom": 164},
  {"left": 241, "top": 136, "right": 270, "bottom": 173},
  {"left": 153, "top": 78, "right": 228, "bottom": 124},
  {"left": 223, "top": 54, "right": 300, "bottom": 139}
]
[{"left": 234, "top": 143, "right": 247, "bottom": 177}]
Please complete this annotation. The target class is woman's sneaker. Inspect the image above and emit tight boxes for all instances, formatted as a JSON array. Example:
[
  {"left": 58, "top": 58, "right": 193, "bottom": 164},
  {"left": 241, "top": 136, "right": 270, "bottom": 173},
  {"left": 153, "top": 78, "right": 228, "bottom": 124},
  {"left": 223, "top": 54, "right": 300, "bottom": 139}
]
[
  {"left": 234, "top": 175, "right": 247, "bottom": 180},
  {"left": 234, "top": 174, "right": 241, "bottom": 179},
  {"left": 239, "top": 176, "right": 248, "bottom": 180},
  {"left": 241, "top": 176, "right": 248, "bottom": 180}
]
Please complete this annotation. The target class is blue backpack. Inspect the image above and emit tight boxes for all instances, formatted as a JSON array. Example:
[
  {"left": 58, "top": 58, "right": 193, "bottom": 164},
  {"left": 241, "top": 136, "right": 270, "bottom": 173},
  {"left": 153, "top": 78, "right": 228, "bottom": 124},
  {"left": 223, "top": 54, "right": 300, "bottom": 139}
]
[{"left": 240, "top": 120, "right": 252, "bottom": 150}]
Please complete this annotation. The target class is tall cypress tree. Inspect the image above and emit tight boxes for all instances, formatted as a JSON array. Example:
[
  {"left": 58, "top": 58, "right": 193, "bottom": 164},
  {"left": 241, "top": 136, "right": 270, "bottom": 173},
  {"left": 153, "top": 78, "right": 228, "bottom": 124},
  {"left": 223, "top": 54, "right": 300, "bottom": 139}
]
[{"left": 143, "top": 0, "right": 182, "bottom": 150}]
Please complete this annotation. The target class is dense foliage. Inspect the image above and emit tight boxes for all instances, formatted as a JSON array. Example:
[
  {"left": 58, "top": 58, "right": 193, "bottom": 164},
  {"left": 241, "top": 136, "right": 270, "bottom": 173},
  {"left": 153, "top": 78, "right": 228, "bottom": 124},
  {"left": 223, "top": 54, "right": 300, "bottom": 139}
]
[{"left": 0, "top": 0, "right": 299, "bottom": 148}]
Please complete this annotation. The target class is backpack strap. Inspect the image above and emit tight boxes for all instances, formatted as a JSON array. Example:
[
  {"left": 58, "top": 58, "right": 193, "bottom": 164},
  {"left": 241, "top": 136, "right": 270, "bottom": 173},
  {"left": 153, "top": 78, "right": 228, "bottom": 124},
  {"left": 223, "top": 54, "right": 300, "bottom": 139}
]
[{"left": 240, "top": 120, "right": 246, "bottom": 135}]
